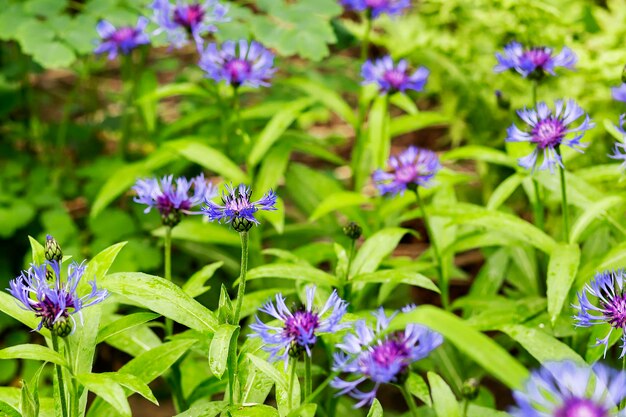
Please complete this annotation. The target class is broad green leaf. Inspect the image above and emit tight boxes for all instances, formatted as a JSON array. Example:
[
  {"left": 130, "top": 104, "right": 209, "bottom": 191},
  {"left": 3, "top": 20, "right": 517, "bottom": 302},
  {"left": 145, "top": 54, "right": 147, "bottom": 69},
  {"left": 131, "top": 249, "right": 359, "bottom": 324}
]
[
  {"left": 570, "top": 196, "right": 624, "bottom": 243},
  {"left": 75, "top": 373, "right": 130, "bottom": 417},
  {"left": 95, "top": 372, "right": 158, "bottom": 405},
  {"left": 104, "top": 273, "right": 217, "bottom": 332},
  {"left": 500, "top": 325, "right": 585, "bottom": 364},
  {"left": 208, "top": 325, "right": 239, "bottom": 379},
  {"left": 28, "top": 235, "right": 45, "bottom": 264},
  {"left": 368, "top": 95, "right": 391, "bottom": 169},
  {"left": 428, "top": 372, "right": 461, "bottom": 417},
  {"left": 183, "top": 262, "right": 224, "bottom": 298},
  {"left": 390, "top": 112, "right": 449, "bottom": 137},
  {"left": 392, "top": 306, "right": 529, "bottom": 388},
  {"left": 406, "top": 373, "right": 431, "bottom": 406},
  {"left": 248, "top": 98, "right": 313, "bottom": 167},
  {"left": 486, "top": 174, "right": 524, "bottom": 210},
  {"left": 366, "top": 399, "right": 383, "bottom": 417},
  {"left": 287, "top": 404, "right": 316, "bottom": 417},
  {"left": 442, "top": 146, "right": 517, "bottom": 168},
  {"left": 96, "top": 312, "right": 160, "bottom": 344},
  {"left": 229, "top": 404, "right": 280, "bottom": 417},
  {"left": 284, "top": 77, "right": 355, "bottom": 125},
  {"left": 309, "top": 192, "right": 370, "bottom": 221},
  {"left": 254, "top": 142, "right": 292, "bottom": 201},
  {"left": 350, "top": 228, "right": 409, "bottom": 276},
  {"left": 166, "top": 139, "right": 249, "bottom": 183},
  {"left": 468, "top": 405, "right": 513, "bottom": 417},
  {"left": 140, "top": 83, "right": 213, "bottom": 101},
  {"left": 246, "top": 264, "right": 338, "bottom": 286},
  {"left": 0, "top": 400, "right": 21, "bottom": 417},
  {"left": 0, "top": 345, "right": 66, "bottom": 367},
  {"left": 547, "top": 243, "right": 580, "bottom": 325},
  {"left": 153, "top": 219, "right": 240, "bottom": 246},
  {"left": 437, "top": 203, "right": 557, "bottom": 254},
  {"left": 352, "top": 270, "right": 440, "bottom": 293},
  {"left": 0, "top": 292, "right": 50, "bottom": 337},
  {"left": 246, "top": 354, "right": 287, "bottom": 391},
  {"left": 174, "top": 400, "right": 226, "bottom": 417}
]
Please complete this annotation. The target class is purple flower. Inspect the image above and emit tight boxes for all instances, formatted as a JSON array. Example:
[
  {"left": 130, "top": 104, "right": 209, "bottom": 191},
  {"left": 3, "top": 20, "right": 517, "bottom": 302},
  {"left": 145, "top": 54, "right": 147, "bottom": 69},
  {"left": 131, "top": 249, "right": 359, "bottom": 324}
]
[
  {"left": 8, "top": 260, "right": 108, "bottom": 336},
  {"left": 505, "top": 100, "right": 594, "bottom": 173},
  {"left": 199, "top": 40, "right": 276, "bottom": 88},
  {"left": 511, "top": 361, "right": 626, "bottom": 417},
  {"left": 202, "top": 184, "right": 277, "bottom": 232},
  {"left": 362, "top": 56, "right": 429, "bottom": 94},
  {"left": 151, "top": 0, "right": 228, "bottom": 50},
  {"left": 132, "top": 174, "right": 216, "bottom": 226},
  {"left": 372, "top": 146, "right": 441, "bottom": 196},
  {"left": 340, "top": 0, "right": 411, "bottom": 18},
  {"left": 609, "top": 115, "right": 626, "bottom": 169},
  {"left": 612, "top": 84, "right": 626, "bottom": 103},
  {"left": 249, "top": 286, "right": 348, "bottom": 368},
  {"left": 94, "top": 17, "right": 150, "bottom": 60},
  {"left": 331, "top": 307, "right": 443, "bottom": 408},
  {"left": 494, "top": 41, "right": 577, "bottom": 79},
  {"left": 574, "top": 269, "right": 626, "bottom": 358}
]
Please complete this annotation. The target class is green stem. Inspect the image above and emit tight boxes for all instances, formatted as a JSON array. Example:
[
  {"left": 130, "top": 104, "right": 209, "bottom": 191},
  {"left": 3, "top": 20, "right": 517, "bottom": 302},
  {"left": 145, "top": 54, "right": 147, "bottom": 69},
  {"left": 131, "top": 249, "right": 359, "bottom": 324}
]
[
  {"left": 342, "top": 239, "right": 356, "bottom": 302},
  {"left": 288, "top": 357, "right": 297, "bottom": 410},
  {"left": 119, "top": 54, "right": 135, "bottom": 159},
  {"left": 531, "top": 179, "right": 544, "bottom": 230},
  {"left": 415, "top": 188, "right": 448, "bottom": 309},
  {"left": 63, "top": 338, "right": 79, "bottom": 417},
  {"left": 233, "top": 231, "right": 249, "bottom": 325},
  {"left": 228, "top": 344, "right": 237, "bottom": 406},
  {"left": 557, "top": 148, "right": 570, "bottom": 242},
  {"left": 305, "top": 370, "right": 340, "bottom": 404},
  {"left": 164, "top": 225, "right": 173, "bottom": 336},
  {"left": 360, "top": 14, "right": 372, "bottom": 62},
  {"left": 304, "top": 354, "right": 312, "bottom": 401},
  {"left": 400, "top": 385, "right": 420, "bottom": 417},
  {"left": 621, "top": 356, "right": 626, "bottom": 410},
  {"left": 51, "top": 334, "right": 69, "bottom": 417},
  {"left": 463, "top": 400, "right": 470, "bottom": 417},
  {"left": 531, "top": 80, "right": 538, "bottom": 106}
]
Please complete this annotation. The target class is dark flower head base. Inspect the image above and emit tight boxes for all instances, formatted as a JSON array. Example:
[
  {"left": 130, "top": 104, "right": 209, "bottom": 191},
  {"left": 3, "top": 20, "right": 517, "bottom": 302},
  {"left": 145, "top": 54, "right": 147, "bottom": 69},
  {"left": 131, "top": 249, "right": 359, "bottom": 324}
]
[
  {"left": 249, "top": 286, "right": 348, "bottom": 368},
  {"left": 133, "top": 174, "right": 216, "bottom": 227},
  {"left": 151, "top": 0, "right": 228, "bottom": 50},
  {"left": 331, "top": 307, "right": 442, "bottom": 408},
  {"left": 511, "top": 361, "right": 626, "bottom": 417},
  {"left": 94, "top": 17, "right": 150, "bottom": 60},
  {"left": 494, "top": 41, "right": 576, "bottom": 80},
  {"left": 574, "top": 269, "right": 626, "bottom": 358},
  {"left": 199, "top": 40, "right": 276, "bottom": 88},
  {"left": 362, "top": 56, "right": 429, "bottom": 94},
  {"left": 8, "top": 260, "right": 108, "bottom": 336},
  {"left": 340, "top": 0, "right": 411, "bottom": 19},
  {"left": 506, "top": 100, "right": 594, "bottom": 173},
  {"left": 202, "top": 183, "right": 277, "bottom": 232},
  {"left": 373, "top": 146, "right": 441, "bottom": 196}
]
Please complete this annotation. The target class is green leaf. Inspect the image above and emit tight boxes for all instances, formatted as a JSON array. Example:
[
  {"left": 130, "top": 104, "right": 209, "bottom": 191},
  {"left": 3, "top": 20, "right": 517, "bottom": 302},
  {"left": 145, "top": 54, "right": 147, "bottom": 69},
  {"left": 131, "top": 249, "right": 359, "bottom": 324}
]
[
  {"left": 96, "top": 372, "right": 158, "bottom": 405},
  {"left": 406, "top": 373, "right": 431, "bottom": 406},
  {"left": 246, "top": 264, "right": 338, "bottom": 286},
  {"left": 467, "top": 405, "right": 513, "bottom": 417},
  {"left": 208, "top": 325, "right": 239, "bottom": 379},
  {"left": 28, "top": 235, "right": 45, "bottom": 264},
  {"left": 166, "top": 139, "right": 249, "bottom": 183},
  {"left": 367, "top": 95, "right": 391, "bottom": 169},
  {"left": 153, "top": 219, "right": 240, "bottom": 246},
  {"left": 442, "top": 146, "right": 517, "bottom": 168},
  {"left": 0, "top": 400, "right": 21, "bottom": 417},
  {"left": 246, "top": 354, "right": 287, "bottom": 391},
  {"left": 96, "top": 312, "right": 160, "bottom": 344},
  {"left": 174, "top": 400, "right": 226, "bottom": 417},
  {"left": 570, "top": 196, "right": 624, "bottom": 243},
  {"left": 500, "top": 325, "right": 585, "bottom": 364},
  {"left": 350, "top": 228, "right": 409, "bottom": 276},
  {"left": 183, "top": 262, "right": 224, "bottom": 298},
  {"left": 309, "top": 192, "right": 370, "bottom": 221},
  {"left": 0, "top": 345, "right": 66, "bottom": 367},
  {"left": 392, "top": 306, "right": 529, "bottom": 389},
  {"left": 103, "top": 273, "right": 218, "bottom": 332},
  {"left": 248, "top": 98, "right": 313, "bottom": 167},
  {"left": 229, "top": 404, "right": 280, "bottom": 417},
  {"left": 0, "top": 292, "right": 49, "bottom": 337},
  {"left": 31, "top": 41, "right": 76, "bottom": 69},
  {"left": 254, "top": 142, "right": 292, "bottom": 201},
  {"left": 389, "top": 112, "right": 449, "bottom": 137},
  {"left": 352, "top": 270, "right": 440, "bottom": 293},
  {"left": 283, "top": 77, "right": 355, "bottom": 125},
  {"left": 428, "top": 372, "right": 460, "bottom": 417},
  {"left": 75, "top": 373, "right": 130, "bottom": 417},
  {"left": 546, "top": 243, "right": 580, "bottom": 325},
  {"left": 366, "top": 399, "right": 383, "bottom": 417},
  {"left": 486, "top": 174, "right": 524, "bottom": 210},
  {"left": 140, "top": 83, "right": 213, "bottom": 101}
]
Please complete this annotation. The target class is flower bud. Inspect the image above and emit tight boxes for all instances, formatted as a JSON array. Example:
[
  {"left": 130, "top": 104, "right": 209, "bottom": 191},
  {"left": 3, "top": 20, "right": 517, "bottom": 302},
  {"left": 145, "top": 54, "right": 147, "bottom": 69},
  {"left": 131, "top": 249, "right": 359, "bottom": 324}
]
[
  {"left": 343, "top": 222, "right": 362, "bottom": 240},
  {"left": 161, "top": 211, "right": 182, "bottom": 228},
  {"left": 52, "top": 316, "right": 73, "bottom": 338},
  {"left": 462, "top": 378, "right": 480, "bottom": 401},
  {"left": 232, "top": 217, "right": 253, "bottom": 233},
  {"left": 45, "top": 235, "right": 63, "bottom": 262}
]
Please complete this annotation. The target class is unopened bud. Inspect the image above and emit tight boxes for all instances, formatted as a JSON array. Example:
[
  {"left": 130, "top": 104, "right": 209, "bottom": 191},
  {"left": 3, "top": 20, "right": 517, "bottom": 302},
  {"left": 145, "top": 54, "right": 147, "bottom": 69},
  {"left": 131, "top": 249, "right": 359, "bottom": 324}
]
[
  {"left": 495, "top": 90, "right": 510, "bottom": 110},
  {"left": 343, "top": 222, "right": 362, "bottom": 240},
  {"left": 45, "top": 235, "right": 63, "bottom": 262},
  {"left": 232, "top": 217, "right": 253, "bottom": 233},
  {"left": 52, "top": 316, "right": 73, "bottom": 338},
  {"left": 461, "top": 378, "right": 480, "bottom": 400}
]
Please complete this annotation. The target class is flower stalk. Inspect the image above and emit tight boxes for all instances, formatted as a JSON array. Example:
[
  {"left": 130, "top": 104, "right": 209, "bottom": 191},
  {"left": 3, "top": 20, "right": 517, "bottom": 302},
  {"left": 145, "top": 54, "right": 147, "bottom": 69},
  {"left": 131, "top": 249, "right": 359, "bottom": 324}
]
[
  {"left": 233, "top": 231, "right": 249, "bottom": 325},
  {"left": 52, "top": 333, "right": 69, "bottom": 417}
]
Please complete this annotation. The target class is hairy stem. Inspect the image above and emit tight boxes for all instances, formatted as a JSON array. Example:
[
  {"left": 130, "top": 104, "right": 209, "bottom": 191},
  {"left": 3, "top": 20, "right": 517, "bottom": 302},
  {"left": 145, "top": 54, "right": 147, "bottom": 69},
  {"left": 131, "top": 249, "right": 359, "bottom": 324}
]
[
  {"left": 400, "top": 384, "right": 420, "bottom": 417},
  {"left": 557, "top": 148, "right": 570, "bottom": 242},
  {"left": 51, "top": 334, "right": 69, "bottom": 417},
  {"left": 288, "top": 358, "right": 297, "bottom": 410},
  {"left": 304, "top": 354, "right": 312, "bottom": 401},
  {"left": 233, "top": 231, "right": 249, "bottom": 325}
]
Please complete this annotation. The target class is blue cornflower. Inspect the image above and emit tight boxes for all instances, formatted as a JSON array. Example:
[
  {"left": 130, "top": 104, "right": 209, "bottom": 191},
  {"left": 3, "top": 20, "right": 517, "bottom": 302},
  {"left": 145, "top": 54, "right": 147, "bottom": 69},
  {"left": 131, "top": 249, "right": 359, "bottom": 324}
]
[
  {"left": 612, "top": 84, "right": 626, "bottom": 103},
  {"left": 506, "top": 100, "right": 594, "bottom": 173},
  {"left": 132, "top": 174, "right": 216, "bottom": 227},
  {"left": 202, "top": 184, "right": 277, "bottom": 232},
  {"left": 362, "top": 56, "right": 429, "bottom": 94},
  {"left": 198, "top": 40, "right": 276, "bottom": 88},
  {"left": 331, "top": 307, "right": 443, "bottom": 408},
  {"left": 609, "top": 115, "right": 626, "bottom": 169},
  {"left": 372, "top": 146, "right": 441, "bottom": 196},
  {"left": 8, "top": 260, "right": 108, "bottom": 336},
  {"left": 511, "top": 361, "right": 626, "bottom": 417},
  {"left": 574, "top": 269, "right": 626, "bottom": 358},
  {"left": 94, "top": 17, "right": 150, "bottom": 60},
  {"left": 494, "top": 41, "right": 577, "bottom": 79},
  {"left": 151, "top": 0, "right": 228, "bottom": 50},
  {"left": 340, "top": 0, "right": 411, "bottom": 18},
  {"left": 249, "top": 286, "right": 348, "bottom": 368}
]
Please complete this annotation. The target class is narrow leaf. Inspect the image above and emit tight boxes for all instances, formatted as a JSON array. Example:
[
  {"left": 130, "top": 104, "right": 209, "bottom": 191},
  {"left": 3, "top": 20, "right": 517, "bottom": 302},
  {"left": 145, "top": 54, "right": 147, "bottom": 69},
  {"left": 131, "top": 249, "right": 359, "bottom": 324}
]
[
  {"left": 208, "top": 325, "right": 239, "bottom": 379},
  {"left": 547, "top": 243, "right": 580, "bottom": 325},
  {"left": 428, "top": 372, "right": 461, "bottom": 417}
]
